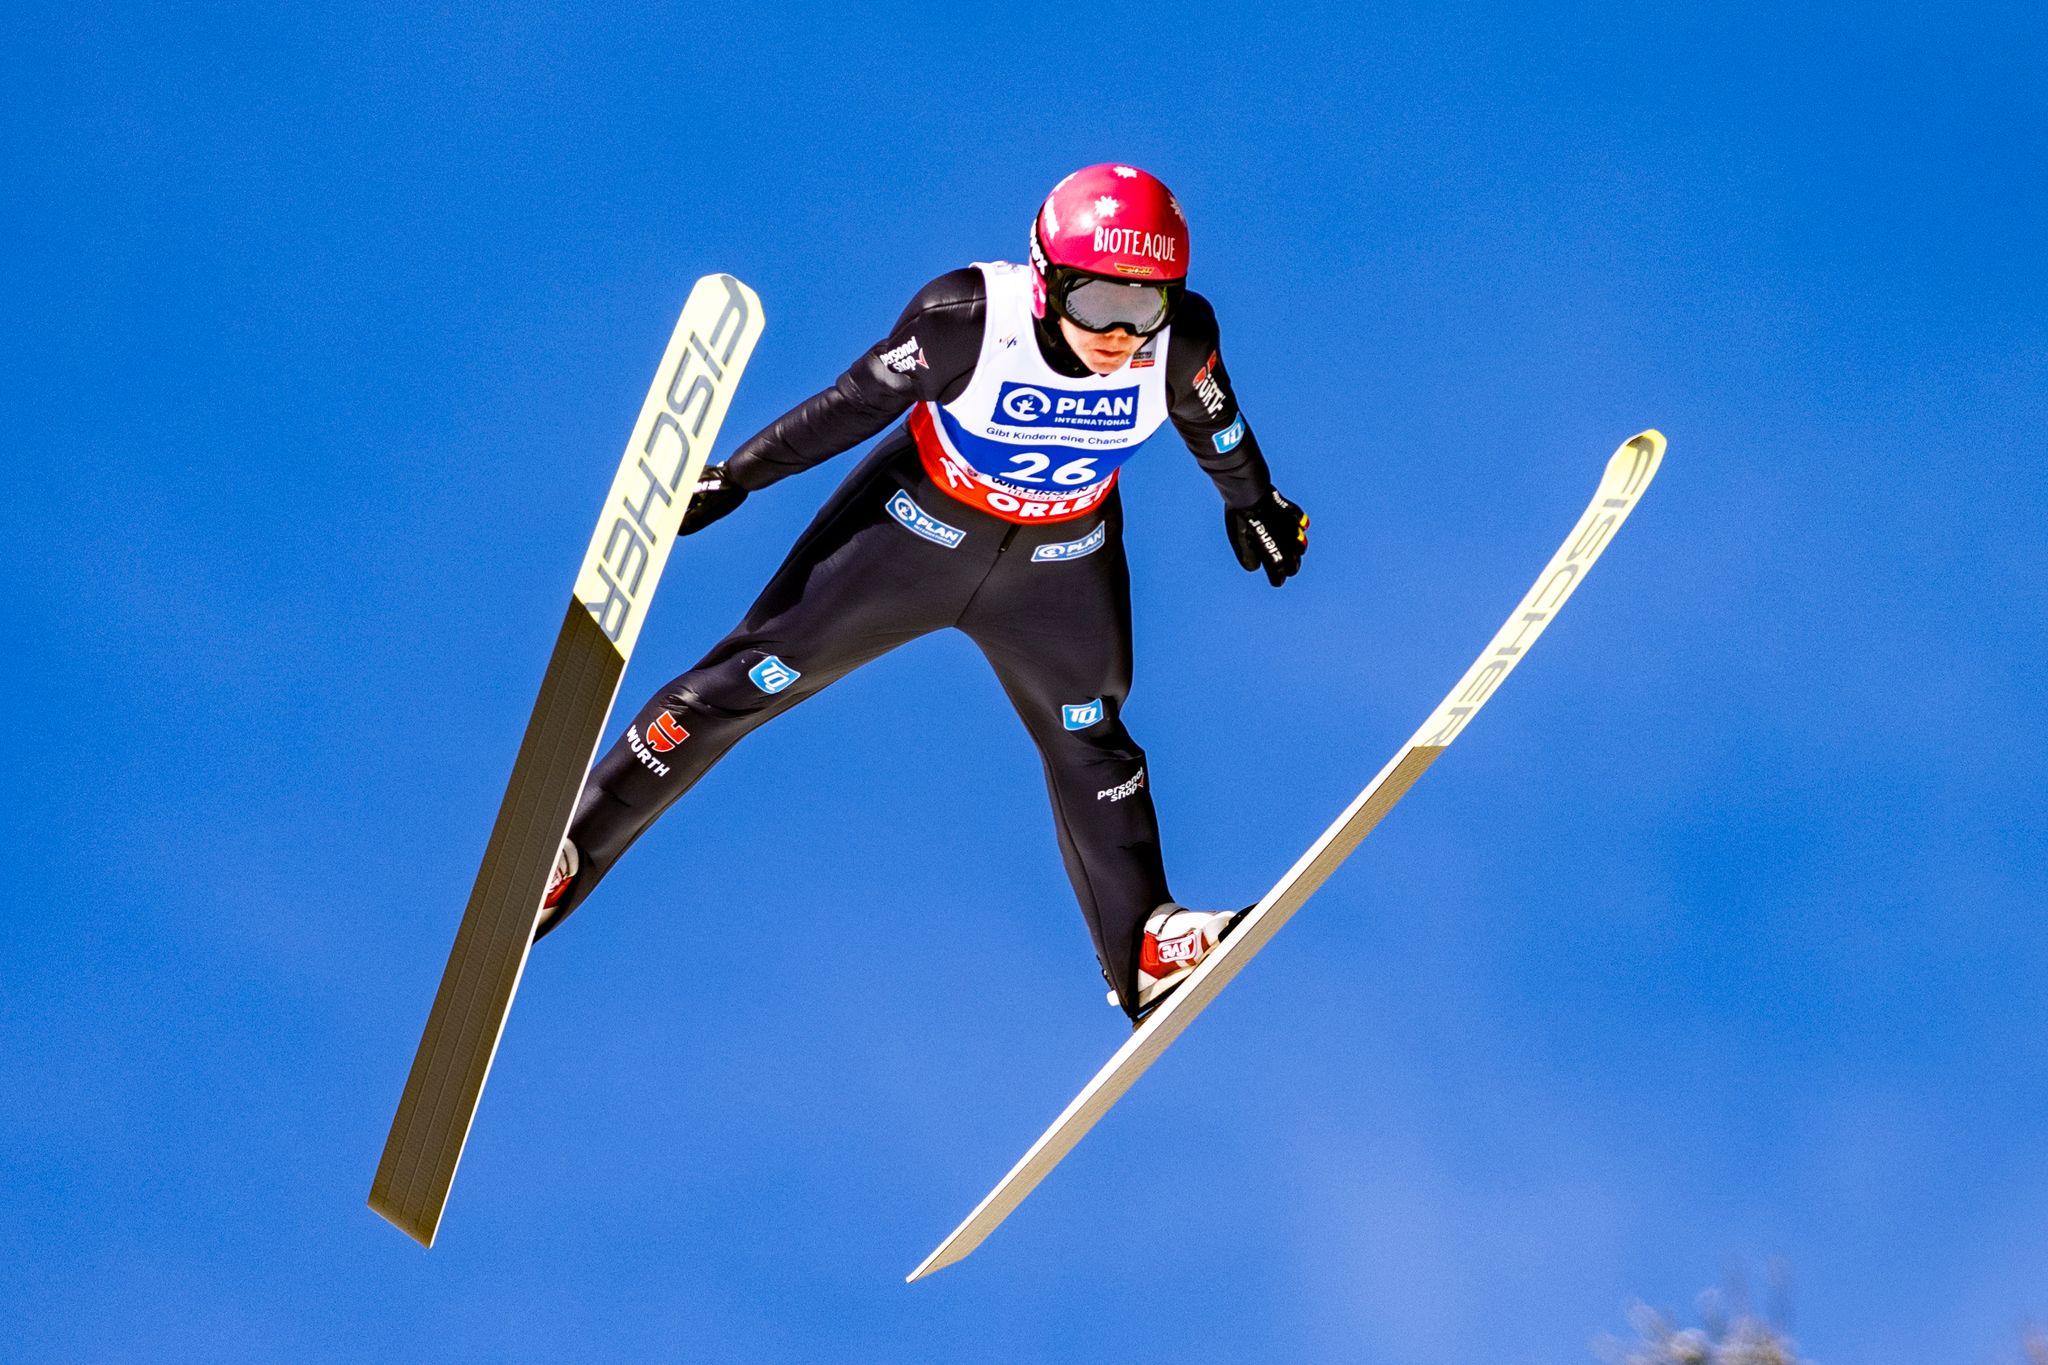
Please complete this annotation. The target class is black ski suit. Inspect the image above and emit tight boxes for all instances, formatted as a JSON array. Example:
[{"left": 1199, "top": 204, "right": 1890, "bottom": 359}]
[{"left": 542, "top": 267, "right": 1276, "bottom": 1014}]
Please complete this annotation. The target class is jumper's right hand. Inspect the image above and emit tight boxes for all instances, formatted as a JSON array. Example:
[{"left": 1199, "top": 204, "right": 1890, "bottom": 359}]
[{"left": 680, "top": 461, "right": 748, "bottom": 535}]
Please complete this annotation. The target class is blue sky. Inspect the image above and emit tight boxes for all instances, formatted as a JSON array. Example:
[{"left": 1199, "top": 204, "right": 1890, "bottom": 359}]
[{"left": 6, "top": 2, "right": 2045, "bottom": 1361}]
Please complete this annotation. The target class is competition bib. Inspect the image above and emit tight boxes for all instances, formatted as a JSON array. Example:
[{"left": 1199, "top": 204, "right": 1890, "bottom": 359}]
[{"left": 909, "top": 262, "right": 1171, "bottom": 524}]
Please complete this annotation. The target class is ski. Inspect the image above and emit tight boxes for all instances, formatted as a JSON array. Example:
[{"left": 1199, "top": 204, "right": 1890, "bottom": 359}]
[
  {"left": 908, "top": 429, "right": 1665, "bottom": 1281},
  {"left": 370, "top": 274, "right": 765, "bottom": 1248}
]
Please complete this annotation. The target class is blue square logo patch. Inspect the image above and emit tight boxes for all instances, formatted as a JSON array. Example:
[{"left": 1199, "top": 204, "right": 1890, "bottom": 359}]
[
  {"left": 1062, "top": 698, "right": 1105, "bottom": 730},
  {"left": 748, "top": 655, "right": 801, "bottom": 695}
]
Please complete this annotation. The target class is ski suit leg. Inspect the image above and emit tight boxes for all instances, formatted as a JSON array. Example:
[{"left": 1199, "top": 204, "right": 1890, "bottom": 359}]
[
  {"left": 958, "top": 509, "right": 1171, "bottom": 1015},
  {"left": 539, "top": 448, "right": 977, "bottom": 934}
]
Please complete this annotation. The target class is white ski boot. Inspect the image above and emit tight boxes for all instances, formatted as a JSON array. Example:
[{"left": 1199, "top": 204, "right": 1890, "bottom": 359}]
[
  {"left": 1110, "top": 904, "right": 1250, "bottom": 1017},
  {"left": 538, "top": 838, "right": 578, "bottom": 925}
]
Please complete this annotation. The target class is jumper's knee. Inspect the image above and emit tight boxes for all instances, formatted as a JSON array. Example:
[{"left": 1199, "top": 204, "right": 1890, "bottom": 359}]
[{"left": 665, "top": 647, "right": 810, "bottom": 719}]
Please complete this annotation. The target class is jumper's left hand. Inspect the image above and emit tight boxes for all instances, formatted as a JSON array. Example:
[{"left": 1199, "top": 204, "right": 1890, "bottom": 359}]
[
  {"left": 679, "top": 461, "right": 749, "bottom": 535},
  {"left": 1225, "top": 489, "right": 1309, "bottom": 586}
]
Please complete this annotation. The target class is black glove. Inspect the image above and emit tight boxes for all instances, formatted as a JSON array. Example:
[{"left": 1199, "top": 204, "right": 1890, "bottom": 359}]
[
  {"left": 679, "top": 461, "right": 748, "bottom": 535},
  {"left": 1225, "top": 489, "right": 1309, "bottom": 586}
]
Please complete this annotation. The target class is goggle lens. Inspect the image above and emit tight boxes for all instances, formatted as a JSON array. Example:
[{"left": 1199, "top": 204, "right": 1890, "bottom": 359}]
[{"left": 1056, "top": 275, "right": 1177, "bottom": 335}]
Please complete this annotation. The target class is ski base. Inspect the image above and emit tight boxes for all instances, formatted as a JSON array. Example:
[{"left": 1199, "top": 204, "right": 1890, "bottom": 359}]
[
  {"left": 370, "top": 603, "right": 624, "bottom": 1244},
  {"left": 370, "top": 274, "right": 764, "bottom": 1247}
]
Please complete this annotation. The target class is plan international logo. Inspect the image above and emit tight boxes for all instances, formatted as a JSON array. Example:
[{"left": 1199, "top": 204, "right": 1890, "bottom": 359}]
[
  {"left": 1031, "top": 524, "right": 1107, "bottom": 562},
  {"left": 995, "top": 383, "right": 1139, "bottom": 432},
  {"left": 886, "top": 490, "right": 967, "bottom": 549}
]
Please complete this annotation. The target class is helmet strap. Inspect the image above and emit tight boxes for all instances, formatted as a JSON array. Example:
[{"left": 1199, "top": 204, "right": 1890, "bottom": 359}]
[{"left": 1031, "top": 309, "right": 1092, "bottom": 379}]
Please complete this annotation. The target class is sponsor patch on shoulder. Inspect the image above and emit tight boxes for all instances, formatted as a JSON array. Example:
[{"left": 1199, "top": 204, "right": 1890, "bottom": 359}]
[
  {"left": 1213, "top": 414, "right": 1246, "bottom": 453},
  {"left": 1031, "top": 523, "right": 1107, "bottom": 562},
  {"left": 878, "top": 336, "right": 927, "bottom": 374}
]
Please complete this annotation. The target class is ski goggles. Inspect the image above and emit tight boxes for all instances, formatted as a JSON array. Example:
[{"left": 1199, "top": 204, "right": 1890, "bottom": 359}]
[{"left": 1046, "top": 268, "right": 1182, "bottom": 336}]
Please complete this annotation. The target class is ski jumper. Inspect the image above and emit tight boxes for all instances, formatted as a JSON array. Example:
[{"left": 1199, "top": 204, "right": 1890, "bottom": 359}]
[{"left": 542, "top": 262, "right": 1275, "bottom": 1013}]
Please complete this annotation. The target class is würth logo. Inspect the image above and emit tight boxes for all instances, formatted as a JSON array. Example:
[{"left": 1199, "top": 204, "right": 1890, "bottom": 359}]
[
  {"left": 626, "top": 723, "right": 671, "bottom": 777},
  {"left": 1191, "top": 351, "right": 1226, "bottom": 418},
  {"left": 647, "top": 711, "right": 689, "bottom": 752}
]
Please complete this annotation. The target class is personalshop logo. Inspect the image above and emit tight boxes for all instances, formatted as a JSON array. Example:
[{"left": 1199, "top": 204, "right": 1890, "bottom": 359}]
[
  {"left": 1096, "top": 766, "right": 1145, "bottom": 802},
  {"left": 878, "top": 336, "right": 926, "bottom": 374},
  {"left": 747, "top": 655, "right": 801, "bottom": 695},
  {"left": 996, "top": 383, "right": 1140, "bottom": 432},
  {"left": 1062, "top": 698, "right": 1105, "bottom": 730}
]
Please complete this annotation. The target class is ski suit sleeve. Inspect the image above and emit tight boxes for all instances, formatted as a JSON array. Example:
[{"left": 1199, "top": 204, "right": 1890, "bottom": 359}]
[
  {"left": 1165, "top": 292, "right": 1275, "bottom": 511},
  {"left": 722, "top": 269, "right": 985, "bottom": 491}
]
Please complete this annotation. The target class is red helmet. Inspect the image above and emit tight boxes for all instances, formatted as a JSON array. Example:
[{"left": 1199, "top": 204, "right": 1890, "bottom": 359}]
[{"left": 1029, "top": 164, "right": 1189, "bottom": 335}]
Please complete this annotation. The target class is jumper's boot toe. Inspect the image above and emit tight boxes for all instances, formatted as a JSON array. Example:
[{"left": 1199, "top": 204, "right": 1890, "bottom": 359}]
[
  {"left": 535, "top": 838, "right": 579, "bottom": 933},
  {"left": 1108, "top": 903, "right": 1251, "bottom": 1022}
]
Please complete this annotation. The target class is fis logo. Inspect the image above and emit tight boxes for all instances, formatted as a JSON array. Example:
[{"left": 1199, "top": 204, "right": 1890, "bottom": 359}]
[
  {"left": 995, "top": 383, "right": 1140, "bottom": 432},
  {"left": 1032, "top": 523, "right": 1107, "bottom": 562},
  {"left": 887, "top": 490, "right": 967, "bottom": 549},
  {"left": 1213, "top": 415, "right": 1246, "bottom": 453},
  {"left": 1062, "top": 698, "right": 1105, "bottom": 731},
  {"left": 748, "top": 656, "right": 801, "bottom": 695},
  {"left": 647, "top": 711, "right": 689, "bottom": 752}
]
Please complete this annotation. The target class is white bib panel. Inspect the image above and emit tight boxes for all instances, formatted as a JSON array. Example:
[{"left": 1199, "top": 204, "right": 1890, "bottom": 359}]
[{"left": 909, "top": 261, "right": 1171, "bottom": 523}]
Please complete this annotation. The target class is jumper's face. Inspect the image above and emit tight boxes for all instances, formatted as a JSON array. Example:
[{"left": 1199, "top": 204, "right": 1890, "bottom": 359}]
[{"left": 1058, "top": 317, "right": 1147, "bottom": 375}]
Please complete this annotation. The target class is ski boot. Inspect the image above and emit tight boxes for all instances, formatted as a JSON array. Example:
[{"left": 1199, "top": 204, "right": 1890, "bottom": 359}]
[
  {"left": 1110, "top": 904, "right": 1251, "bottom": 1022},
  {"left": 537, "top": 838, "right": 578, "bottom": 928}
]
